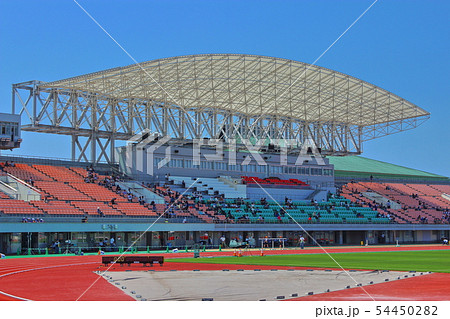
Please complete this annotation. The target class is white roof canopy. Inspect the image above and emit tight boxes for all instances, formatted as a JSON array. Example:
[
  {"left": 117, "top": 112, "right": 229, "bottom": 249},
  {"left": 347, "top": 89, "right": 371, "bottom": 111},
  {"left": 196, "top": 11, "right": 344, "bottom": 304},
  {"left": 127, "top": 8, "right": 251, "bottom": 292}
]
[{"left": 42, "top": 54, "right": 429, "bottom": 127}]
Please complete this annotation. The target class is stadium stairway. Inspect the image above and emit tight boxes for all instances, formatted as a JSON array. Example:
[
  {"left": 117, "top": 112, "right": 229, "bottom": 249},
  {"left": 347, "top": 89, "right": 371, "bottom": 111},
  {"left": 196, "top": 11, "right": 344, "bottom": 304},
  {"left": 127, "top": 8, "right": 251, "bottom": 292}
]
[
  {"left": 116, "top": 181, "right": 165, "bottom": 204},
  {"left": 169, "top": 176, "right": 246, "bottom": 198},
  {"left": 0, "top": 172, "right": 42, "bottom": 201}
]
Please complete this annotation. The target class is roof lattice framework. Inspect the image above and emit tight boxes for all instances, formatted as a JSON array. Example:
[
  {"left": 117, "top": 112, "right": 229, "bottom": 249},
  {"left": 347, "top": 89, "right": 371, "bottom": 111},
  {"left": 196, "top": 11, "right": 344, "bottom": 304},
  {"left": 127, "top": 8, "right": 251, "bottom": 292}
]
[
  {"left": 13, "top": 54, "right": 430, "bottom": 163},
  {"left": 42, "top": 54, "right": 429, "bottom": 127}
]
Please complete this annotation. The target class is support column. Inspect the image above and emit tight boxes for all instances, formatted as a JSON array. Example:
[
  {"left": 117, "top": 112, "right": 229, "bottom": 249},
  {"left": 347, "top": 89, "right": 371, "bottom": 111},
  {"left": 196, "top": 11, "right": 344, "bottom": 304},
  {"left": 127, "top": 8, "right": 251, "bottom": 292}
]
[
  {"left": 71, "top": 135, "right": 76, "bottom": 162},
  {"left": 90, "top": 133, "right": 96, "bottom": 164}
]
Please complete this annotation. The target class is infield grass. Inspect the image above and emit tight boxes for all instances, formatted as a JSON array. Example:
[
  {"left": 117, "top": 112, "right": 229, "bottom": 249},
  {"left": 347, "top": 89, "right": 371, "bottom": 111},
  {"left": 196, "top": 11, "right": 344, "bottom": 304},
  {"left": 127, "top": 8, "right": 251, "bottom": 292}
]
[{"left": 168, "top": 250, "right": 450, "bottom": 273}]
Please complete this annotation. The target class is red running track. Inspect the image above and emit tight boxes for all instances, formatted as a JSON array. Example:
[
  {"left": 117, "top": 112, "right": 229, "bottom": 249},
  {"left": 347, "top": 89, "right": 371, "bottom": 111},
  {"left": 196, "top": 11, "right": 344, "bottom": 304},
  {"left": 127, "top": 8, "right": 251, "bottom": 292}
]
[
  {"left": 0, "top": 245, "right": 449, "bottom": 301},
  {"left": 290, "top": 273, "right": 450, "bottom": 301}
]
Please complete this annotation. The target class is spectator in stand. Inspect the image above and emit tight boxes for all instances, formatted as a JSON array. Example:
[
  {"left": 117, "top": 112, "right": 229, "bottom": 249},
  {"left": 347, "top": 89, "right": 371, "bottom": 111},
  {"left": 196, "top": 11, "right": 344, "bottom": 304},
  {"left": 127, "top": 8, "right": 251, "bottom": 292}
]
[
  {"left": 277, "top": 215, "right": 282, "bottom": 223},
  {"left": 287, "top": 198, "right": 293, "bottom": 208}
]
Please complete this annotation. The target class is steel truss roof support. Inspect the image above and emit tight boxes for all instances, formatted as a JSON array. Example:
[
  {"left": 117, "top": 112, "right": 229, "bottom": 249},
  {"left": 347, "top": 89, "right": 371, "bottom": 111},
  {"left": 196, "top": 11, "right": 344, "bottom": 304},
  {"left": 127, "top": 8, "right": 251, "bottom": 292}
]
[{"left": 11, "top": 54, "right": 429, "bottom": 164}]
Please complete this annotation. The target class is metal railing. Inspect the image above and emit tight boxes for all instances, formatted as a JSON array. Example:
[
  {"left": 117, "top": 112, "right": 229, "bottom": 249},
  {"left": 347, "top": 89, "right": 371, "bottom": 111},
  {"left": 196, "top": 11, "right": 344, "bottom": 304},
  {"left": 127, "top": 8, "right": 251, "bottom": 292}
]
[{"left": 16, "top": 244, "right": 221, "bottom": 256}]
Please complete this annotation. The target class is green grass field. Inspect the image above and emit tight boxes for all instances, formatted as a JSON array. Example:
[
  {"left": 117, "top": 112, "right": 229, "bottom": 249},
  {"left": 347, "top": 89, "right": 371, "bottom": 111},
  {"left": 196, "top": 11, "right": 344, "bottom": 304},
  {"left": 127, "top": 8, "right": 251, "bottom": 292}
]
[{"left": 169, "top": 250, "right": 450, "bottom": 273}]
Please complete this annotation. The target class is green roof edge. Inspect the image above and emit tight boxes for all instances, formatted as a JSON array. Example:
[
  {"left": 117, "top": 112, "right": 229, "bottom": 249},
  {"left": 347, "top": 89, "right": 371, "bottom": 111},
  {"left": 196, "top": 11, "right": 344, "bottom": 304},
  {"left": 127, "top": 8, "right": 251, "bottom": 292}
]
[{"left": 327, "top": 155, "right": 449, "bottom": 180}]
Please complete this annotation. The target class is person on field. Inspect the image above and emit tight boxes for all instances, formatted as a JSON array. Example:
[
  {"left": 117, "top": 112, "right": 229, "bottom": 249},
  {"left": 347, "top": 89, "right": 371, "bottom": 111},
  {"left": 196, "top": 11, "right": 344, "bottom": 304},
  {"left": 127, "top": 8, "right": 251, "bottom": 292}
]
[
  {"left": 299, "top": 235, "right": 305, "bottom": 249},
  {"left": 220, "top": 235, "right": 227, "bottom": 248}
]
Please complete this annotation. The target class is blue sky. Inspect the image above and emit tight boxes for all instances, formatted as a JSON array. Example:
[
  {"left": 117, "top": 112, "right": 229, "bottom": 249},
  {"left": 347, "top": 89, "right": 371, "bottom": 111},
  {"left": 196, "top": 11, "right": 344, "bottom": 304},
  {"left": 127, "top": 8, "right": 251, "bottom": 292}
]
[{"left": 0, "top": 0, "right": 449, "bottom": 177}]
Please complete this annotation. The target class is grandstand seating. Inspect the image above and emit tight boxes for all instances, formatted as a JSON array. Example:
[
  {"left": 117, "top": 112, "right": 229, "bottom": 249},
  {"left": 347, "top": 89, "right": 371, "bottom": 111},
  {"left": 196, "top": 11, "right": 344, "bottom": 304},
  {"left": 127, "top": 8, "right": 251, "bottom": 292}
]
[
  {"left": 70, "top": 166, "right": 90, "bottom": 178},
  {"left": 430, "top": 184, "right": 450, "bottom": 194},
  {"left": 71, "top": 201, "right": 122, "bottom": 216},
  {"left": 31, "top": 201, "right": 84, "bottom": 215},
  {"left": 1, "top": 163, "right": 54, "bottom": 182},
  {"left": 34, "top": 181, "right": 92, "bottom": 201},
  {"left": 69, "top": 182, "right": 123, "bottom": 202},
  {"left": 110, "top": 201, "right": 158, "bottom": 216},
  {"left": 341, "top": 181, "right": 449, "bottom": 224},
  {"left": 33, "top": 165, "right": 84, "bottom": 183},
  {"left": 0, "top": 161, "right": 447, "bottom": 225},
  {"left": 0, "top": 163, "right": 161, "bottom": 217},
  {"left": 0, "top": 199, "right": 43, "bottom": 215},
  {"left": 0, "top": 190, "right": 10, "bottom": 199},
  {"left": 208, "top": 194, "right": 391, "bottom": 224}
]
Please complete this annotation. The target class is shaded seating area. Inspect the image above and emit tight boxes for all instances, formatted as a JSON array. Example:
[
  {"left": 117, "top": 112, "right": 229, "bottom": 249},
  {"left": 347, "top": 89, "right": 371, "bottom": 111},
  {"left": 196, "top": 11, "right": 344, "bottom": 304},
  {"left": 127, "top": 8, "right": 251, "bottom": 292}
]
[
  {"left": 1, "top": 161, "right": 446, "bottom": 225},
  {"left": 205, "top": 195, "right": 390, "bottom": 224}
]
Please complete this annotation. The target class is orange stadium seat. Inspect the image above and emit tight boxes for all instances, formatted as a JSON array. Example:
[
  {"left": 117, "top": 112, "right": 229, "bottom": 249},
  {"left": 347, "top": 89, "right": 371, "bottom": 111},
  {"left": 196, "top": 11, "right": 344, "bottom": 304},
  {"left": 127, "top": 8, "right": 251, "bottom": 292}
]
[
  {"left": 111, "top": 201, "right": 158, "bottom": 217},
  {"left": 69, "top": 182, "right": 124, "bottom": 202},
  {"left": 0, "top": 191, "right": 10, "bottom": 199},
  {"left": 31, "top": 200, "right": 84, "bottom": 215},
  {"left": 34, "top": 181, "right": 92, "bottom": 201},
  {"left": 33, "top": 165, "right": 85, "bottom": 183},
  {"left": 0, "top": 199, "right": 44, "bottom": 215},
  {"left": 1, "top": 163, "right": 54, "bottom": 182},
  {"left": 71, "top": 201, "right": 123, "bottom": 216}
]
